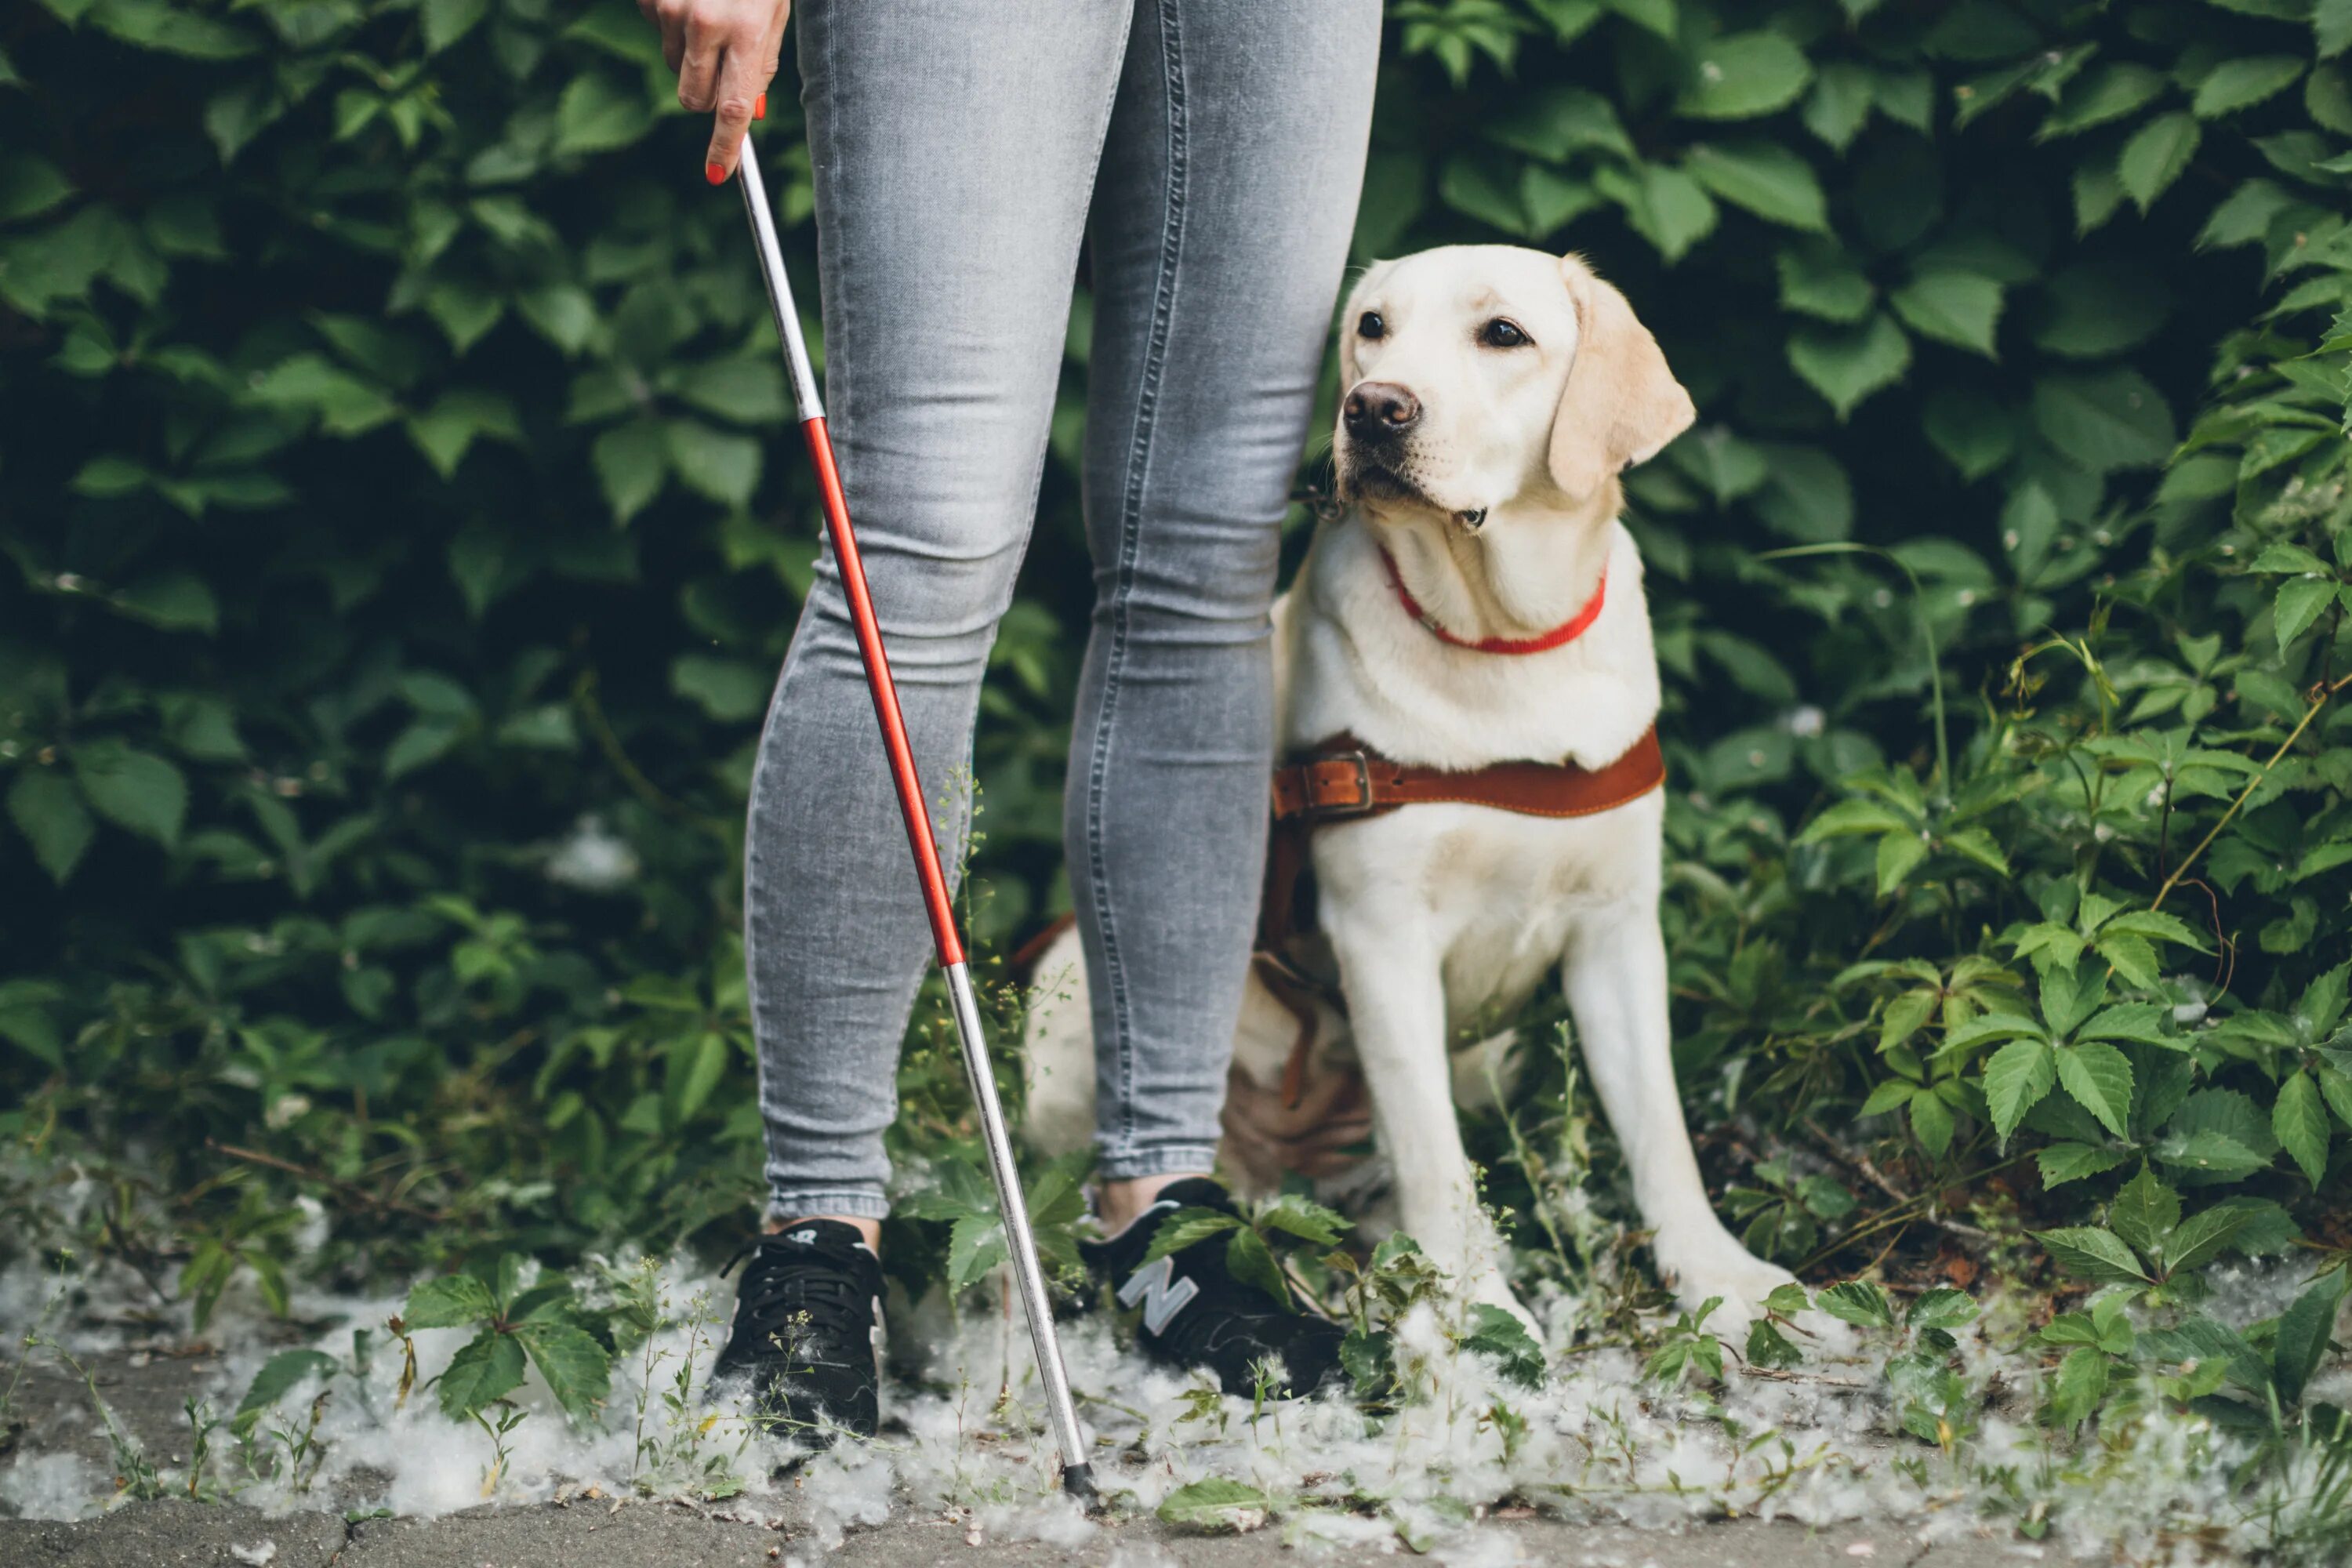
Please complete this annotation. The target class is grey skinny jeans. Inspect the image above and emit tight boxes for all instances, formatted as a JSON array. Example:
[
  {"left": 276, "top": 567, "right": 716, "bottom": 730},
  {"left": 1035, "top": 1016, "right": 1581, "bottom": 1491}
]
[{"left": 746, "top": 0, "right": 1381, "bottom": 1220}]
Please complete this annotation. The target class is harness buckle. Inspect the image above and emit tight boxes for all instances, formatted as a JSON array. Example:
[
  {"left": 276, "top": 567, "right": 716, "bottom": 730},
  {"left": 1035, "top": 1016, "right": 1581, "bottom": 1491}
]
[{"left": 1306, "top": 750, "right": 1378, "bottom": 818}]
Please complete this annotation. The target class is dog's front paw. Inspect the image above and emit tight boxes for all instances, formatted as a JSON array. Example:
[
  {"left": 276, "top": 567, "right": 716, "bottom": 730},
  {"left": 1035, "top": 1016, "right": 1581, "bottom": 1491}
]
[
  {"left": 1653, "top": 1229, "right": 1800, "bottom": 1347},
  {"left": 1461, "top": 1265, "right": 1541, "bottom": 1341}
]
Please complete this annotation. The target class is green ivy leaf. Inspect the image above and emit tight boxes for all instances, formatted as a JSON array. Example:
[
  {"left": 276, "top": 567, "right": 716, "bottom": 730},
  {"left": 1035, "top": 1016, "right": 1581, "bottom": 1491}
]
[
  {"left": 1816, "top": 1279, "right": 1897, "bottom": 1328},
  {"left": 2274, "top": 575, "right": 2340, "bottom": 652},
  {"left": 2034, "top": 1225, "right": 2151, "bottom": 1285},
  {"left": 407, "top": 389, "right": 521, "bottom": 481},
  {"left": 946, "top": 1212, "right": 1008, "bottom": 1290},
  {"left": 1984, "top": 1036, "right": 2057, "bottom": 1144},
  {"left": 2274, "top": 1071, "right": 2332, "bottom": 1185},
  {"left": 1255, "top": 1192, "right": 1350, "bottom": 1247},
  {"left": 1907, "top": 1287, "right": 1979, "bottom": 1330},
  {"left": 662, "top": 1031, "right": 728, "bottom": 1127},
  {"left": 89, "top": 0, "right": 260, "bottom": 60},
  {"left": 0, "top": 157, "right": 74, "bottom": 223},
  {"left": 233, "top": 1348, "right": 337, "bottom": 1436},
  {"left": 112, "top": 572, "right": 220, "bottom": 633},
  {"left": 1922, "top": 387, "right": 2015, "bottom": 479},
  {"left": 1788, "top": 312, "right": 1912, "bottom": 419},
  {"left": 72, "top": 742, "right": 187, "bottom": 848},
  {"left": 2108, "top": 1166, "right": 2180, "bottom": 1260},
  {"left": 2041, "top": 63, "right": 2168, "bottom": 140},
  {"left": 2053, "top": 1041, "right": 2135, "bottom": 1140},
  {"left": 1142, "top": 1207, "right": 1241, "bottom": 1264},
  {"left": 664, "top": 420, "right": 760, "bottom": 508},
  {"left": 1599, "top": 0, "right": 1676, "bottom": 41},
  {"left": 1891, "top": 270, "right": 2005, "bottom": 357},
  {"left": 404, "top": 1272, "right": 498, "bottom": 1329},
  {"left": 2271, "top": 1266, "right": 2350, "bottom": 1405},
  {"left": 1597, "top": 162, "right": 1718, "bottom": 261},
  {"left": 554, "top": 73, "right": 655, "bottom": 158},
  {"left": 1483, "top": 85, "right": 1633, "bottom": 162},
  {"left": 2038, "top": 1142, "right": 2129, "bottom": 1187},
  {"left": 1777, "top": 241, "right": 1875, "bottom": 323},
  {"left": 1439, "top": 152, "right": 1533, "bottom": 237},
  {"left": 1745, "top": 1316, "right": 1804, "bottom": 1369},
  {"left": 2044, "top": 1344, "right": 2110, "bottom": 1429},
  {"left": 1859, "top": 1078, "right": 1917, "bottom": 1116},
  {"left": 514, "top": 1319, "right": 612, "bottom": 1423},
  {"left": 1683, "top": 140, "right": 1828, "bottom": 231},
  {"left": 2161, "top": 1091, "right": 2282, "bottom": 1186},
  {"left": 2031, "top": 368, "right": 2176, "bottom": 472},
  {"left": 422, "top": 0, "right": 490, "bottom": 53},
  {"left": 2322, "top": 0, "right": 2352, "bottom": 59},
  {"left": 1803, "top": 61, "right": 1875, "bottom": 151},
  {"left": 670, "top": 655, "right": 772, "bottom": 723},
  {"left": 1676, "top": 32, "right": 1813, "bottom": 121},
  {"left": 1157, "top": 1479, "right": 1270, "bottom": 1532},
  {"left": 1461, "top": 1302, "right": 1544, "bottom": 1388},
  {"left": 2073, "top": 156, "right": 2126, "bottom": 236},
  {"left": 7, "top": 770, "right": 96, "bottom": 884},
  {"left": 1224, "top": 1225, "right": 1290, "bottom": 1308},
  {"left": 2161, "top": 1203, "right": 2255, "bottom": 1275},
  {"left": 2118, "top": 112, "right": 2201, "bottom": 212},
  {"left": 2193, "top": 56, "right": 2304, "bottom": 119},
  {"left": 1877, "top": 829, "right": 1930, "bottom": 893},
  {"left": 435, "top": 1330, "right": 525, "bottom": 1419},
  {"left": 592, "top": 419, "right": 668, "bottom": 524}
]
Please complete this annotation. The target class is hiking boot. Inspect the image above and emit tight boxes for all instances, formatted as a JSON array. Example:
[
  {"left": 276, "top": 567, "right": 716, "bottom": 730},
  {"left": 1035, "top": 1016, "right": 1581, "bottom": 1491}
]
[
  {"left": 1080, "top": 1177, "right": 1344, "bottom": 1397},
  {"left": 713, "top": 1221, "right": 884, "bottom": 1440}
]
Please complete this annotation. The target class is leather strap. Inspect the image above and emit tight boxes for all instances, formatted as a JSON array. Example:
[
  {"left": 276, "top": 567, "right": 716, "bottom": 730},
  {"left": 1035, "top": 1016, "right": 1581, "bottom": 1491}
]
[
  {"left": 1254, "top": 726, "right": 1665, "bottom": 1110},
  {"left": 1021, "top": 731, "right": 1668, "bottom": 1121},
  {"left": 1270, "top": 725, "right": 1665, "bottom": 824}
]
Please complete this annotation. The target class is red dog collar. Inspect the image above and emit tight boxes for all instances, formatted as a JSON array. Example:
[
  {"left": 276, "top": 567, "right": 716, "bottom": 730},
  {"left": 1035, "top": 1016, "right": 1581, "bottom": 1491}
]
[{"left": 1379, "top": 547, "right": 1608, "bottom": 655}]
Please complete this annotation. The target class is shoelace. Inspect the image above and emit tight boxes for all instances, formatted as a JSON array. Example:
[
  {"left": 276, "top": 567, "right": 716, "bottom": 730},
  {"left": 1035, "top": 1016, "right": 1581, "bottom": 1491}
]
[{"left": 724, "top": 1245, "right": 871, "bottom": 1356}]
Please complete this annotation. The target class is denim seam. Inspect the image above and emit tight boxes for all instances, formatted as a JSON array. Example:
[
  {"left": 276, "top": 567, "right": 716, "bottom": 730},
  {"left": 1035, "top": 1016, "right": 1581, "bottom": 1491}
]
[
  {"left": 750, "top": 3, "right": 862, "bottom": 1216},
  {"left": 1096, "top": 1144, "right": 1221, "bottom": 1182},
  {"left": 764, "top": 1189, "right": 892, "bottom": 1223},
  {"left": 953, "top": 12, "right": 1132, "bottom": 884},
  {"left": 1086, "top": 0, "right": 1188, "bottom": 1164}
]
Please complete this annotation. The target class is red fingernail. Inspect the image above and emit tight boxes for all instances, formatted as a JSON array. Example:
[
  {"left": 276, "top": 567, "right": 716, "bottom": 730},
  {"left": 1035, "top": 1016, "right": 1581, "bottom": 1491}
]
[
  {"left": 754, "top": 93, "right": 767, "bottom": 121},
  {"left": 706, "top": 162, "right": 726, "bottom": 185}
]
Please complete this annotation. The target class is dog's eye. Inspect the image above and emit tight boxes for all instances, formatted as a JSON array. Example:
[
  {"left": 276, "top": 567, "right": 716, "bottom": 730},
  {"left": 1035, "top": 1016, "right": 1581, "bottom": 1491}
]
[
  {"left": 1479, "top": 318, "right": 1530, "bottom": 349},
  {"left": 1357, "top": 310, "right": 1386, "bottom": 341}
]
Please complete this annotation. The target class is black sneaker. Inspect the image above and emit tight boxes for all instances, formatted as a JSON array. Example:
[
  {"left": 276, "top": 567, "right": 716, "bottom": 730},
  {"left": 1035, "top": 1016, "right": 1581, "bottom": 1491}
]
[
  {"left": 1080, "top": 1178, "right": 1344, "bottom": 1397},
  {"left": 712, "top": 1221, "right": 884, "bottom": 1440}
]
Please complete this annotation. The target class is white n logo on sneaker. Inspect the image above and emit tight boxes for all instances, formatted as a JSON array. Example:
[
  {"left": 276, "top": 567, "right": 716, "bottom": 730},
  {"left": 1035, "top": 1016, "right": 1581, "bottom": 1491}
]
[{"left": 1117, "top": 1256, "right": 1199, "bottom": 1336}]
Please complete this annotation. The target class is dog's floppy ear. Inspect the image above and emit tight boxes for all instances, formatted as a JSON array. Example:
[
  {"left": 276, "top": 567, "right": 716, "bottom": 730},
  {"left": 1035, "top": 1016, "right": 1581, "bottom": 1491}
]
[
  {"left": 1548, "top": 258, "right": 1695, "bottom": 502},
  {"left": 1338, "top": 262, "right": 1390, "bottom": 386}
]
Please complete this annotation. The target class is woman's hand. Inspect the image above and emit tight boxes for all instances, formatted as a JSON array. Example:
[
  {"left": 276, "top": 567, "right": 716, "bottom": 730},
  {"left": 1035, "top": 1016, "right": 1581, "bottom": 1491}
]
[{"left": 641, "top": 0, "right": 791, "bottom": 184}]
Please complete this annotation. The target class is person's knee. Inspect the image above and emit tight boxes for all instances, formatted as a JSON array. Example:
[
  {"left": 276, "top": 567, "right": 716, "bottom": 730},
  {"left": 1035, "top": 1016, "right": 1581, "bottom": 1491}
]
[
  {"left": 798, "top": 529, "right": 1027, "bottom": 685},
  {"left": 1099, "top": 504, "right": 1279, "bottom": 633}
]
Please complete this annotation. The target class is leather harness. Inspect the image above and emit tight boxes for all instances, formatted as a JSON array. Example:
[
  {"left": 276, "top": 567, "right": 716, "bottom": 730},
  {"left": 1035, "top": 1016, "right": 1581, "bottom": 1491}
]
[
  {"left": 1251, "top": 725, "right": 1666, "bottom": 1105},
  {"left": 1008, "top": 543, "right": 1670, "bottom": 1119}
]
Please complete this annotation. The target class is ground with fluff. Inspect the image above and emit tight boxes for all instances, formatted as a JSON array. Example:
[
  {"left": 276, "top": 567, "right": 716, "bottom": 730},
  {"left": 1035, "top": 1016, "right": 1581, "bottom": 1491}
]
[{"left": 7, "top": 1247, "right": 2321, "bottom": 1568}]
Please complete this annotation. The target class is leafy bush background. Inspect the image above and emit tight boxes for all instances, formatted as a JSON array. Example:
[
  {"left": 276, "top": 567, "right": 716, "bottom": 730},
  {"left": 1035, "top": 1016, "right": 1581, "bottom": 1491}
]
[{"left": 4, "top": 0, "right": 2350, "bottom": 1323}]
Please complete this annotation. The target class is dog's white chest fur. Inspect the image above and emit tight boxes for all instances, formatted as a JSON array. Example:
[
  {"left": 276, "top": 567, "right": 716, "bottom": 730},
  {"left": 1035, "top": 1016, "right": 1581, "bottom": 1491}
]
[
  {"left": 1279, "top": 519, "right": 1660, "bottom": 775},
  {"left": 1273, "top": 517, "right": 1664, "bottom": 1035}
]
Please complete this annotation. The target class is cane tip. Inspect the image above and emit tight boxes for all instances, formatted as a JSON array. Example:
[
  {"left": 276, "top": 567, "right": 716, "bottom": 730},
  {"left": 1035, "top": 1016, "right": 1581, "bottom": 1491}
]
[{"left": 1061, "top": 1461, "right": 1099, "bottom": 1507}]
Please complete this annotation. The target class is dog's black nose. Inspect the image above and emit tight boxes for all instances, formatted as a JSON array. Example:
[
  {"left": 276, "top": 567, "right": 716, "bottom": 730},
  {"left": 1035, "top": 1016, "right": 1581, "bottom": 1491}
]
[{"left": 1343, "top": 381, "right": 1421, "bottom": 440}]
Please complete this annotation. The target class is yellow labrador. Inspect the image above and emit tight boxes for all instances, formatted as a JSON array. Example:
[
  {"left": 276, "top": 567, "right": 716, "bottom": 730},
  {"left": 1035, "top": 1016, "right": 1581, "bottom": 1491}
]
[{"left": 1026, "top": 245, "right": 1801, "bottom": 1340}]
